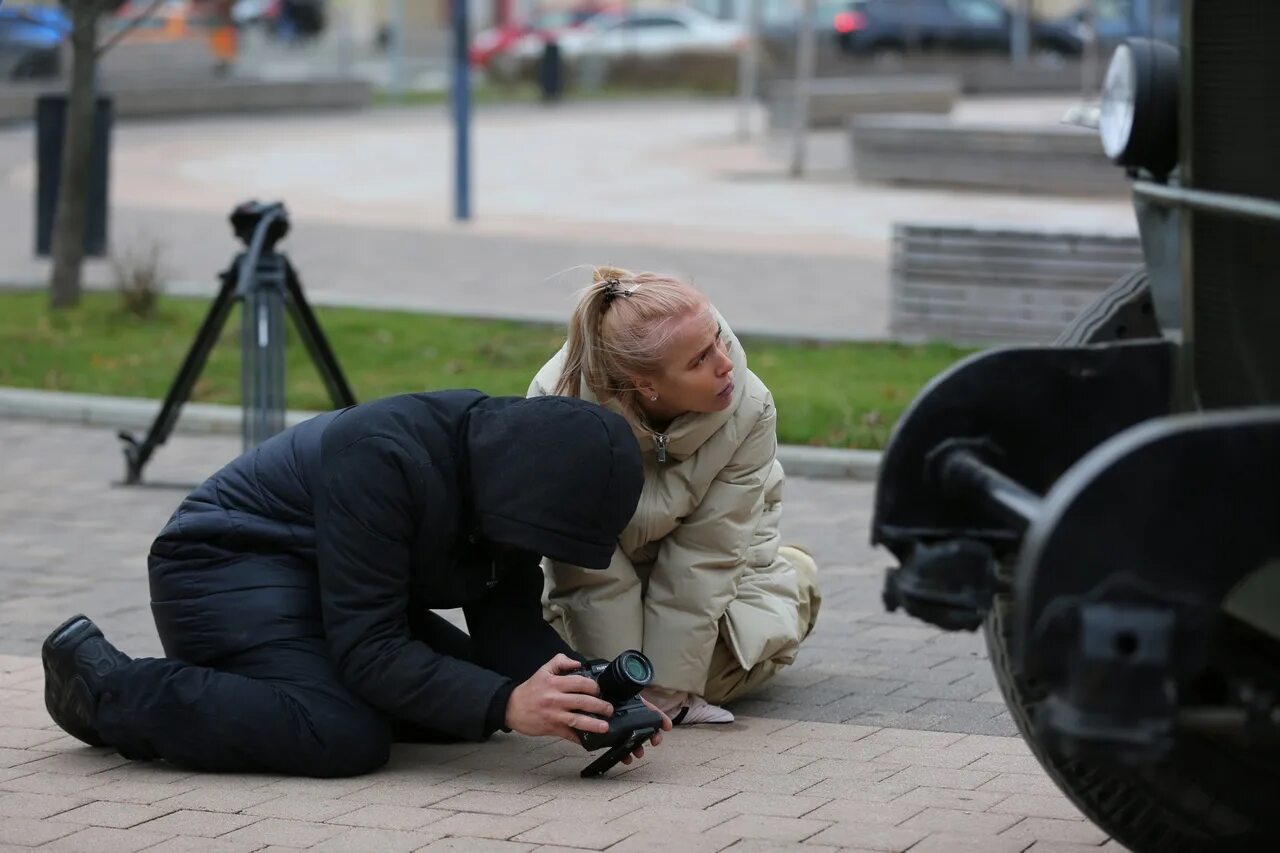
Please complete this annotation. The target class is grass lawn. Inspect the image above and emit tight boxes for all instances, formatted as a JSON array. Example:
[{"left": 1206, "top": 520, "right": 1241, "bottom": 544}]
[{"left": 0, "top": 291, "right": 973, "bottom": 449}]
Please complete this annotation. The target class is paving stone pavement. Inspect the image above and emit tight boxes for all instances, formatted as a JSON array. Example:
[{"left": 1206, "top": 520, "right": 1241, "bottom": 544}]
[
  {"left": 0, "top": 418, "right": 1127, "bottom": 851},
  {"left": 0, "top": 101, "right": 1134, "bottom": 342}
]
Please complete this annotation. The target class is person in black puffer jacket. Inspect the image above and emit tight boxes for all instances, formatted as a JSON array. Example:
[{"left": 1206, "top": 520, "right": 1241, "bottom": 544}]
[{"left": 41, "top": 391, "right": 665, "bottom": 777}]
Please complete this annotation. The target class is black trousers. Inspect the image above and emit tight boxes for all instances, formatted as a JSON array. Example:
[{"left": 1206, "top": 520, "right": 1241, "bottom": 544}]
[{"left": 94, "top": 612, "right": 476, "bottom": 778}]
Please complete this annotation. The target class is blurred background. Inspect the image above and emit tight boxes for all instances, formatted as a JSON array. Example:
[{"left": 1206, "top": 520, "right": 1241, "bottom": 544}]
[
  {"left": 0, "top": 0, "right": 1178, "bottom": 450},
  {"left": 0, "top": 1, "right": 1180, "bottom": 93}
]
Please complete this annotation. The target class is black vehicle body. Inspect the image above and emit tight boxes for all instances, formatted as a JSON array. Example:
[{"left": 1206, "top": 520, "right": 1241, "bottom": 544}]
[{"left": 871, "top": 1, "right": 1280, "bottom": 850}]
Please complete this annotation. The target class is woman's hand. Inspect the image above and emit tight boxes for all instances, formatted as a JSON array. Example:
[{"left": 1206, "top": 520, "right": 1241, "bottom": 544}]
[
  {"left": 617, "top": 695, "right": 674, "bottom": 766},
  {"left": 505, "top": 653, "right": 614, "bottom": 743}
]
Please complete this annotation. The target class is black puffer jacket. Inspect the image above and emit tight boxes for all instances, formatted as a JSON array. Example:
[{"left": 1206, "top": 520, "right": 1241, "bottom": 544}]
[{"left": 148, "top": 391, "right": 644, "bottom": 741}]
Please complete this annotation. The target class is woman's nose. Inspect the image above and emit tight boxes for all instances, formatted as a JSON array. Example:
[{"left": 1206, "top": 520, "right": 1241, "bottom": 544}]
[{"left": 715, "top": 347, "right": 733, "bottom": 376}]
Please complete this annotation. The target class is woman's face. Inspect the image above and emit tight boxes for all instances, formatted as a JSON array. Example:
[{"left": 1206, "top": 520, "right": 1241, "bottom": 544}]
[{"left": 636, "top": 310, "right": 735, "bottom": 419}]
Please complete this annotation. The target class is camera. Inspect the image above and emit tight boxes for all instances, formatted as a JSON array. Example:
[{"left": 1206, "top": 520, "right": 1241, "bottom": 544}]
[
  {"left": 229, "top": 200, "right": 290, "bottom": 252},
  {"left": 569, "top": 650, "right": 665, "bottom": 777}
]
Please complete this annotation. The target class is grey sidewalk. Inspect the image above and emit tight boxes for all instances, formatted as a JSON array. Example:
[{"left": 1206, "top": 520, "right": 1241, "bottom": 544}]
[
  {"left": 0, "top": 418, "right": 995, "bottom": 736},
  {"left": 0, "top": 418, "right": 1131, "bottom": 853},
  {"left": 0, "top": 100, "right": 1135, "bottom": 341}
]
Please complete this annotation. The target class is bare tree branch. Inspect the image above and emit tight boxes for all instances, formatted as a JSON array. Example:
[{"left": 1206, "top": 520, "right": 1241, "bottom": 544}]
[{"left": 96, "top": 0, "right": 169, "bottom": 59}]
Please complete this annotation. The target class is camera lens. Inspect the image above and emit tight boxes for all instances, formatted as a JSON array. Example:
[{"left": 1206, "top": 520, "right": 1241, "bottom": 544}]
[
  {"left": 595, "top": 650, "right": 653, "bottom": 704},
  {"left": 623, "top": 656, "right": 649, "bottom": 682}
]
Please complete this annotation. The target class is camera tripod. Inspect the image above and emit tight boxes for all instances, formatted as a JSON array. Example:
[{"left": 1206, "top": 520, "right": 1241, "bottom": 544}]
[{"left": 119, "top": 201, "right": 356, "bottom": 485}]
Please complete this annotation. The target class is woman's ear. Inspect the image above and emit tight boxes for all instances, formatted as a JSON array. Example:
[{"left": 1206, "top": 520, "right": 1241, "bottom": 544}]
[{"left": 631, "top": 376, "right": 657, "bottom": 400}]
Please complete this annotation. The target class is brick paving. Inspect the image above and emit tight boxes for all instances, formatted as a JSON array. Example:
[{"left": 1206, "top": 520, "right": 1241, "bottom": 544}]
[{"left": 0, "top": 418, "right": 1130, "bottom": 850}]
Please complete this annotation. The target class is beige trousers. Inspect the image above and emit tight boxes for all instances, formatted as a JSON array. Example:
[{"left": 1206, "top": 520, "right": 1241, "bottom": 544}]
[
  {"left": 547, "top": 546, "right": 821, "bottom": 705},
  {"left": 703, "top": 546, "right": 822, "bottom": 705}
]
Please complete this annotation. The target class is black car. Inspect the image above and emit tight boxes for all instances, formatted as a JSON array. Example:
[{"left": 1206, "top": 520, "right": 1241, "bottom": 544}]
[{"left": 831, "top": 0, "right": 1082, "bottom": 60}]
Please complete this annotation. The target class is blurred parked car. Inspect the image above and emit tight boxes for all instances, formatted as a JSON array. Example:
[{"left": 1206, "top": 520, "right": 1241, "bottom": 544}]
[
  {"left": 758, "top": 0, "right": 863, "bottom": 60},
  {"left": 233, "top": 0, "right": 326, "bottom": 42},
  {"left": 0, "top": 2, "right": 70, "bottom": 80},
  {"left": 770, "top": 0, "right": 1083, "bottom": 62},
  {"left": 510, "top": 5, "right": 747, "bottom": 62},
  {"left": 470, "top": 3, "right": 617, "bottom": 69}
]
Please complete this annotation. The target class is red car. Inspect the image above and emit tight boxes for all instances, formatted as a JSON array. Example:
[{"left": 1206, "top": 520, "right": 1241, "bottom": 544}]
[{"left": 469, "top": 3, "right": 616, "bottom": 69}]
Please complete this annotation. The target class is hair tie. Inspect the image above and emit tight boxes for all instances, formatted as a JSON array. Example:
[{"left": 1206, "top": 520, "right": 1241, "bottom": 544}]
[{"left": 601, "top": 277, "right": 639, "bottom": 308}]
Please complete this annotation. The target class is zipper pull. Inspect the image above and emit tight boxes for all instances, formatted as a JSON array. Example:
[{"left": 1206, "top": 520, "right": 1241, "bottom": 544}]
[
  {"left": 654, "top": 433, "right": 669, "bottom": 463},
  {"left": 487, "top": 560, "right": 499, "bottom": 589}
]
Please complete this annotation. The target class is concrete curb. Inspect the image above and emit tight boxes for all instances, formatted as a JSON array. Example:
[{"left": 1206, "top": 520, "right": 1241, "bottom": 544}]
[
  {"left": 0, "top": 387, "right": 882, "bottom": 481},
  {"left": 0, "top": 78, "right": 372, "bottom": 126}
]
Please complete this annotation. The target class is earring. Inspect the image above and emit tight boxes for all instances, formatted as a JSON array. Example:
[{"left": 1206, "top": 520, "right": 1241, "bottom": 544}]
[{"left": 650, "top": 395, "right": 658, "bottom": 401}]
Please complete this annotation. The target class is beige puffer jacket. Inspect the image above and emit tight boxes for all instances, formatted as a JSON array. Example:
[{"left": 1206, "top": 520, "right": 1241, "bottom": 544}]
[{"left": 527, "top": 320, "right": 805, "bottom": 694}]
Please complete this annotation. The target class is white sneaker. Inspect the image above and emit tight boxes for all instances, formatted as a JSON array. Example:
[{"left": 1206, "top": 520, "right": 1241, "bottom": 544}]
[{"left": 672, "top": 695, "right": 735, "bottom": 726}]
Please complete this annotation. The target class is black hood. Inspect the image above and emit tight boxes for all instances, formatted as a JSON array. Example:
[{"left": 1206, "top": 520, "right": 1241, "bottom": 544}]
[{"left": 465, "top": 396, "right": 643, "bottom": 570}]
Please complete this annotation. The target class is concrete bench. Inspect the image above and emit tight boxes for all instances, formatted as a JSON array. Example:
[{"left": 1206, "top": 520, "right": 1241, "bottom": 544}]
[
  {"left": 766, "top": 75, "right": 958, "bottom": 131},
  {"left": 850, "top": 114, "right": 1124, "bottom": 195},
  {"left": 891, "top": 223, "right": 1144, "bottom": 345},
  {"left": 758, "top": 43, "right": 1089, "bottom": 95}
]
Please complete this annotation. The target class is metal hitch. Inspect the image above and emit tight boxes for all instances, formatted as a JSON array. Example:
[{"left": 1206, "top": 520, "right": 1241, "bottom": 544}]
[{"left": 883, "top": 538, "right": 1000, "bottom": 632}]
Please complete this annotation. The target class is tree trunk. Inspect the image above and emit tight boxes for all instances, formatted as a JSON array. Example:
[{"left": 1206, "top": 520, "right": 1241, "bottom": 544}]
[{"left": 49, "top": 2, "right": 103, "bottom": 310}]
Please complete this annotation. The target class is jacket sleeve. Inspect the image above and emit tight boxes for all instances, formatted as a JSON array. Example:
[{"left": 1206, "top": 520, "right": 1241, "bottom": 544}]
[
  {"left": 315, "top": 435, "right": 512, "bottom": 743},
  {"left": 544, "top": 545, "right": 645, "bottom": 662},
  {"left": 642, "top": 399, "right": 779, "bottom": 694},
  {"left": 464, "top": 556, "right": 585, "bottom": 680}
]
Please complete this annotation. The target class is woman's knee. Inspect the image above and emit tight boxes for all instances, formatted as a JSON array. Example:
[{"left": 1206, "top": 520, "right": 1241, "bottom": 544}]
[{"left": 779, "top": 545, "right": 821, "bottom": 639}]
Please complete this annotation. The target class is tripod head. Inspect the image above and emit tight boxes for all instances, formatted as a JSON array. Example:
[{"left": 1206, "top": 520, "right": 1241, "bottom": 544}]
[{"left": 230, "top": 201, "right": 290, "bottom": 252}]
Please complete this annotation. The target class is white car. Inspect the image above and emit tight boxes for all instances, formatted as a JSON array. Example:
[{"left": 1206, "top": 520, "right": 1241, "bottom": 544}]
[{"left": 511, "top": 6, "right": 747, "bottom": 61}]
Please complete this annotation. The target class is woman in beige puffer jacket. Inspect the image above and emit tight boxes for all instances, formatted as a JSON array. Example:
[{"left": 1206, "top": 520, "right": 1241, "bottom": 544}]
[{"left": 528, "top": 266, "right": 821, "bottom": 724}]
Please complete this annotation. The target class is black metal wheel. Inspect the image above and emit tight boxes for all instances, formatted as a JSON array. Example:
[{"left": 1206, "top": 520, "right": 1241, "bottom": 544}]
[{"left": 984, "top": 268, "right": 1280, "bottom": 852}]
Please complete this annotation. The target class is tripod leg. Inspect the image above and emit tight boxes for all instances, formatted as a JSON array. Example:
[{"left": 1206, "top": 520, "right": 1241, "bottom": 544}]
[
  {"left": 281, "top": 257, "right": 357, "bottom": 409},
  {"left": 118, "top": 266, "right": 241, "bottom": 485},
  {"left": 242, "top": 255, "right": 288, "bottom": 449}
]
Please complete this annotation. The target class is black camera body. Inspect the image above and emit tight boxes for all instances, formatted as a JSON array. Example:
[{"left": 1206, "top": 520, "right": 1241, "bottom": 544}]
[
  {"left": 229, "top": 200, "right": 290, "bottom": 252},
  {"left": 569, "top": 650, "right": 665, "bottom": 777}
]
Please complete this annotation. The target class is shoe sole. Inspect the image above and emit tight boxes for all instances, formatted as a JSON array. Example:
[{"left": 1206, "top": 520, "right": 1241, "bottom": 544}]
[
  {"left": 42, "top": 615, "right": 107, "bottom": 747},
  {"left": 671, "top": 707, "right": 735, "bottom": 726},
  {"left": 44, "top": 615, "right": 99, "bottom": 652}
]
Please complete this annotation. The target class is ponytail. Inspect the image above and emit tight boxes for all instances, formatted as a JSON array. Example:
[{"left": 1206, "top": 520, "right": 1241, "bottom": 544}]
[
  {"left": 555, "top": 265, "right": 707, "bottom": 426},
  {"left": 553, "top": 267, "right": 623, "bottom": 399}
]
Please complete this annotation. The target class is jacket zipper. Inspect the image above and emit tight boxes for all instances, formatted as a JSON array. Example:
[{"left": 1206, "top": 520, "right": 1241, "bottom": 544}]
[
  {"left": 654, "top": 433, "right": 669, "bottom": 463},
  {"left": 487, "top": 559, "right": 498, "bottom": 589}
]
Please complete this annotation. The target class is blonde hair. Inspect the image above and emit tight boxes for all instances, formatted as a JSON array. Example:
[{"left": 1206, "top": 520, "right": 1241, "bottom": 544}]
[{"left": 555, "top": 265, "right": 709, "bottom": 425}]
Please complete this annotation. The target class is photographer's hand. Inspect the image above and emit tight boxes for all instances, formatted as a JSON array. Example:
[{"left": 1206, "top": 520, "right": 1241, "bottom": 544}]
[
  {"left": 617, "top": 695, "right": 673, "bottom": 766},
  {"left": 505, "top": 654, "right": 615, "bottom": 743}
]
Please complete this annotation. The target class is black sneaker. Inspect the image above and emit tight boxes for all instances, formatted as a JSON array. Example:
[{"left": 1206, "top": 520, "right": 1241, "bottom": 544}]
[{"left": 42, "top": 615, "right": 130, "bottom": 747}]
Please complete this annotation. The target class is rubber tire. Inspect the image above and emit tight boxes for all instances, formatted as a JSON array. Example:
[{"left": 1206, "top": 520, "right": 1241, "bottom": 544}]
[{"left": 984, "top": 268, "right": 1280, "bottom": 852}]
